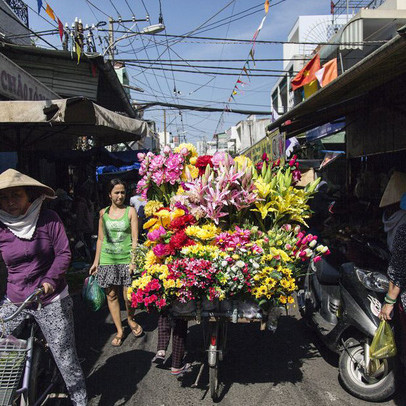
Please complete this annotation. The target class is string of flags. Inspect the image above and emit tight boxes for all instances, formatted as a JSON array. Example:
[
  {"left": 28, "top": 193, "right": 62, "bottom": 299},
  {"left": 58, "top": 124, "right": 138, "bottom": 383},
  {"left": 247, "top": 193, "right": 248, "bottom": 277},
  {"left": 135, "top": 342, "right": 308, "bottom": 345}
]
[
  {"left": 214, "top": 0, "right": 270, "bottom": 134},
  {"left": 36, "top": 0, "right": 83, "bottom": 64}
]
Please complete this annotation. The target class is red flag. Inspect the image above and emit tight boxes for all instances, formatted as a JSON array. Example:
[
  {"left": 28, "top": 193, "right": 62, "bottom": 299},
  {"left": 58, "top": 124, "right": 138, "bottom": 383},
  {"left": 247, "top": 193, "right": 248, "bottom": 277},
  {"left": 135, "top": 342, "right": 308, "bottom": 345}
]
[
  {"left": 291, "top": 54, "right": 320, "bottom": 91},
  {"left": 58, "top": 18, "right": 64, "bottom": 41}
]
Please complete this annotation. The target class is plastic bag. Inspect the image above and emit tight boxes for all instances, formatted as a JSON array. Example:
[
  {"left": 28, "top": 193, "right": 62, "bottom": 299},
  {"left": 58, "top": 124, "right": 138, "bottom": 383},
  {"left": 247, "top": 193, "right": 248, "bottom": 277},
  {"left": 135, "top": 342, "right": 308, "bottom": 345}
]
[
  {"left": 82, "top": 275, "right": 106, "bottom": 311},
  {"left": 369, "top": 320, "right": 397, "bottom": 359}
]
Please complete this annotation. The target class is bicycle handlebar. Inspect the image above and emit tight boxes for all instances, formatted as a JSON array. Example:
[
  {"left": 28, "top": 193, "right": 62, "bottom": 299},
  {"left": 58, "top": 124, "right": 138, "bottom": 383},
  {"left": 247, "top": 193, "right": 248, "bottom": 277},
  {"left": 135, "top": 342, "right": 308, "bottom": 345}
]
[{"left": 1, "top": 288, "right": 45, "bottom": 322}]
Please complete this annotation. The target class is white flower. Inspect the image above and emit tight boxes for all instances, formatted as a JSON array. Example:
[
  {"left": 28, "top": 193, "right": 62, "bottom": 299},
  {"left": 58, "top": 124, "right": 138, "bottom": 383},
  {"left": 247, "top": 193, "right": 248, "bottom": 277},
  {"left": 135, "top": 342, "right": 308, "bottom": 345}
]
[
  {"left": 236, "top": 260, "right": 245, "bottom": 268},
  {"left": 252, "top": 261, "right": 260, "bottom": 269},
  {"left": 221, "top": 260, "right": 228, "bottom": 267}
]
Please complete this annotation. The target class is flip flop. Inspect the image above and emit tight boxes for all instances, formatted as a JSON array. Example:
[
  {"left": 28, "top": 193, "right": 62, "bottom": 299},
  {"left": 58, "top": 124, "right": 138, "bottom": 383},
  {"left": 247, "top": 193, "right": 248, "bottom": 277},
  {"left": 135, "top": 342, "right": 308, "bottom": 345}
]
[
  {"left": 152, "top": 351, "right": 166, "bottom": 365},
  {"left": 111, "top": 335, "right": 123, "bottom": 347},
  {"left": 131, "top": 324, "right": 143, "bottom": 337},
  {"left": 171, "top": 363, "right": 192, "bottom": 376}
]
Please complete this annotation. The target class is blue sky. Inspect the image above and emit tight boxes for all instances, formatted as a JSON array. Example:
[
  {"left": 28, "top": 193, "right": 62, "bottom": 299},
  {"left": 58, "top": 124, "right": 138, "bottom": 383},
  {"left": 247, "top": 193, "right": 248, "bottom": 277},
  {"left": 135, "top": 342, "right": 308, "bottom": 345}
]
[{"left": 26, "top": 0, "right": 330, "bottom": 144}]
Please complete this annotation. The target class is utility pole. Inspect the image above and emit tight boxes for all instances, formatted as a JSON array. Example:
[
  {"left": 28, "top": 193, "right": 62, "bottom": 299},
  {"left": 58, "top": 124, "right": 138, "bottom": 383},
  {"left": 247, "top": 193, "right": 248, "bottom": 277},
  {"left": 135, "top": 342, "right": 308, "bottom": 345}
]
[
  {"left": 163, "top": 109, "right": 167, "bottom": 146},
  {"left": 107, "top": 17, "right": 149, "bottom": 62},
  {"left": 108, "top": 17, "right": 114, "bottom": 62}
]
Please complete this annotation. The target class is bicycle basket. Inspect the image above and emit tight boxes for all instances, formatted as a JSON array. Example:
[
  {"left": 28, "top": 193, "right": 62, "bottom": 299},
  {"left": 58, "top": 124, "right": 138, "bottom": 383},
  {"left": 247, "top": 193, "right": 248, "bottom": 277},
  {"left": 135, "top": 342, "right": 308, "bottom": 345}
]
[{"left": 0, "top": 337, "right": 28, "bottom": 406}]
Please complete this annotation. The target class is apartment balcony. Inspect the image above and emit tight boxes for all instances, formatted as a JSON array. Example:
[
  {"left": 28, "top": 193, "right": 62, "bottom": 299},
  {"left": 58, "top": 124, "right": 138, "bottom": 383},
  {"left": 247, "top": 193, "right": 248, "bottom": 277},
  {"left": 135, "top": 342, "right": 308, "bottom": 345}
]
[{"left": 4, "top": 0, "right": 28, "bottom": 27}]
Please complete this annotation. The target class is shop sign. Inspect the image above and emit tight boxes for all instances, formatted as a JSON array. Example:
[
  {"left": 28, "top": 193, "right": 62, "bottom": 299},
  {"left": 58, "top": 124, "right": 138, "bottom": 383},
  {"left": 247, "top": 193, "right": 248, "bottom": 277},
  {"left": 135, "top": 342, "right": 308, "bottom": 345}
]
[
  {"left": 0, "top": 52, "right": 59, "bottom": 101},
  {"left": 244, "top": 129, "right": 286, "bottom": 163}
]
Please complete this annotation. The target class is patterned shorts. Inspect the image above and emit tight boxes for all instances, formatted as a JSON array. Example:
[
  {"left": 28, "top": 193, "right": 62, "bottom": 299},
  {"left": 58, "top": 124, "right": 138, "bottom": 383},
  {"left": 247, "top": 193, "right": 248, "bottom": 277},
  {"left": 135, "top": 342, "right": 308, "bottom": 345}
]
[{"left": 96, "top": 264, "right": 132, "bottom": 288}]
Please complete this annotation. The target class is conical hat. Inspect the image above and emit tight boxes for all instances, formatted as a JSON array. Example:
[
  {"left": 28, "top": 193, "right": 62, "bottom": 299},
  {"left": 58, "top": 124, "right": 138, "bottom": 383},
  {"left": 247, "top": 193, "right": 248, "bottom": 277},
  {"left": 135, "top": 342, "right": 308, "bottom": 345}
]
[
  {"left": 0, "top": 169, "right": 55, "bottom": 197},
  {"left": 379, "top": 171, "right": 406, "bottom": 208}
]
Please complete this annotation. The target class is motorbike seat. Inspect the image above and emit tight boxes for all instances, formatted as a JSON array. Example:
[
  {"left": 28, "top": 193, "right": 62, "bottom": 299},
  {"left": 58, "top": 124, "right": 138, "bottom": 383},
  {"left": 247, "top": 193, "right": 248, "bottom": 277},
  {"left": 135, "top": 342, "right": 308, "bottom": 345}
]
[{"left": 315, "top": 258, "right": 340, "bottom": 285}]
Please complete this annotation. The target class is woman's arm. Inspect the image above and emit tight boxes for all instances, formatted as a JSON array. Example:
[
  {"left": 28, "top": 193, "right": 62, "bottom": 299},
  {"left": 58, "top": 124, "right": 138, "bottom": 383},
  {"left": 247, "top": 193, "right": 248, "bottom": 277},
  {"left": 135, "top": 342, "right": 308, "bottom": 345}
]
[
  {"left": 380, "top": 282, "right": 401, "bottom": 320},
  {"left": 39, "top": 211, "right": 71, "bottom": 292},
  {"left": 89, "top": 209, "right": 105, "bottom": 275},
  {"left": 379, "top": 224, "right": 406, "bottom": 320},
  {"left": 129, "top": 206, "right": 138, "bottom": 273}
]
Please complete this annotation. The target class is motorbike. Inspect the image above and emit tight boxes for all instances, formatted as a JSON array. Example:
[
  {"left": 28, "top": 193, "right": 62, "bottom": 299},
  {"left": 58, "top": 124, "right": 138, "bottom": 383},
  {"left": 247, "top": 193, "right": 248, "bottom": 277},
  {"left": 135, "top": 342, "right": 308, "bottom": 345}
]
[{"left": 298, "top": 237, "right": 397, "bottom": 402}]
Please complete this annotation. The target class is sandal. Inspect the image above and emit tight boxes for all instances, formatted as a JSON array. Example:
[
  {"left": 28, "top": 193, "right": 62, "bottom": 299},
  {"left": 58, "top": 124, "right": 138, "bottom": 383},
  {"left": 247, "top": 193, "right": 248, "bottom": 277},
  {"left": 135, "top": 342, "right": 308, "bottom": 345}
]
[
  {"left": 131, "top": 324, "right": 143, "bottom": 337},
  {"left": 171, "top": 363, "right": 192, "bottom": 376},
  {"left": 111, "top": 335, "right": 123, "bottom": 347},
  {"left": 152, "top": 350, "right": 166, "bottom": 364}
]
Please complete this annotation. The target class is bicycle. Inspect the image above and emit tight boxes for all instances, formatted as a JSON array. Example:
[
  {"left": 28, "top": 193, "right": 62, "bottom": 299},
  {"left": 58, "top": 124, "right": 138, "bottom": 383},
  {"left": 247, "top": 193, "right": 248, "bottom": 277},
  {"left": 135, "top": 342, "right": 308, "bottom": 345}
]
[{"left": 0, "top": 288, "right": 68, "bottom": 406}]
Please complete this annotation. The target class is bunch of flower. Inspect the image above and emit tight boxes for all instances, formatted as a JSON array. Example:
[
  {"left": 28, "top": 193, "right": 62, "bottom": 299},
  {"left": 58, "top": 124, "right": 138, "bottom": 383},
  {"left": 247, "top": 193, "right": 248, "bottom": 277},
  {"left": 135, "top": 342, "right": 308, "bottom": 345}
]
[
  {"left": 165, "top": 258, "right": 218, "bottom": 303},
  {"left": 137, "top": 144, "right": 199, "bottom": 205},
  {"left": 252, "top": 162, "right": 320, "bottom": 230},
  {"left": 129, "top": 263, "right": 169, "bottom": 311},
  {"left": 182, "top": 154, "right": 257, "bottom": 227},
  {"left": 256, "top": 153, "right": 301, "bottom": 185},
  {"left": 143, "top": 205, "right": 197, "bottom": 259}
]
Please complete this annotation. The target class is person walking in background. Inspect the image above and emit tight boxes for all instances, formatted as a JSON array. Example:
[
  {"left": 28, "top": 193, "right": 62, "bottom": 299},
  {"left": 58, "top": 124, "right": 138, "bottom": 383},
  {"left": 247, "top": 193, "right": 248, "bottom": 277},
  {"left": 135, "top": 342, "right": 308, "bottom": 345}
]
[
  {"left": 129, "top": 183, "right": 147, "bottom": 243},
  {"left": 0, "top": 169, "right": 87, "bottom": 406},
  {"left": 72, "top": 183, "right": 95, "bottom": 261},
  {"left": 90, "top": 178, "right": 143, "bottom": 346}
]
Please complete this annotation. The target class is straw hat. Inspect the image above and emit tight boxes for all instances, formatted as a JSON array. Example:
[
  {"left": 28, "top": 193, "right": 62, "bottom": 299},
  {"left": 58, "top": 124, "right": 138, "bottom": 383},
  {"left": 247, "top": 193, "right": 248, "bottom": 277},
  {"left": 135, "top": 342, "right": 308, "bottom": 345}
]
[
  {"left": 0, "top": 169, "right": 55, "bottom": 197},
  {"left": 379, "top": 171, "right": 406, "bottom": 208}
]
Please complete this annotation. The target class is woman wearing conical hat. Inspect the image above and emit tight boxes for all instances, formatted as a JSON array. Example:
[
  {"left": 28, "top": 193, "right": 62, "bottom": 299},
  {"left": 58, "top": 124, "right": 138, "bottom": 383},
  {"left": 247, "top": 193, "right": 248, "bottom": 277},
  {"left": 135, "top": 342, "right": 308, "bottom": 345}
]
[{"left": 0, "top": 169, "right": 87, "bottom": 406}]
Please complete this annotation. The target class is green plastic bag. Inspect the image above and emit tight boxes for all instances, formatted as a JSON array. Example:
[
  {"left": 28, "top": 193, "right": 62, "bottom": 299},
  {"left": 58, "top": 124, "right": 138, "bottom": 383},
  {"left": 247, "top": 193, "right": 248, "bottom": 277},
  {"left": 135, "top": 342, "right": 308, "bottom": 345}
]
[
  {"left": 82, "top": 275, "right": 106, "bottom": 312},
  {"left": 369, "top": 320, "right": 397, "bottom": 359}
]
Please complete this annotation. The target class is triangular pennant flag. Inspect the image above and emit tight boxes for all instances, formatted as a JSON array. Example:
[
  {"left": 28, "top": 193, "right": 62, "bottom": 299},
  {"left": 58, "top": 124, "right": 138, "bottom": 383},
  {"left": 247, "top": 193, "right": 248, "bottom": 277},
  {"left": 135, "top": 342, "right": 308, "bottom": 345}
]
[
  {"left": 58, "top": 18, "right": 64, "bottom": 41},
  {"left": 242, "top": 66, "right": 250, "bottom": 78},
  {"left": 237, "top": 79, "right": 245, "bottom": 85},
  {"left": 232, "top": 90, "right": 237, "bottom": 95},
  {"left": 265, "top": 0, "right": 270, "bottom": 14},
  {"left": 91, "top": 62, "right": 97, "bottom": 77},
  {"left": 45, "top": 3, "right": 56, "bottom": 21},
  {"left": 37, "top": 0, "right": 43, "bottom": 13},
  {"left": 230, "top": 94, "right": 235, "bottom": 101},
  {"left": 249, "top": 49, "right": 256, "bottom": 67},
  {"left": 75, "top": 41, "right": 81, "bottom": 64}
]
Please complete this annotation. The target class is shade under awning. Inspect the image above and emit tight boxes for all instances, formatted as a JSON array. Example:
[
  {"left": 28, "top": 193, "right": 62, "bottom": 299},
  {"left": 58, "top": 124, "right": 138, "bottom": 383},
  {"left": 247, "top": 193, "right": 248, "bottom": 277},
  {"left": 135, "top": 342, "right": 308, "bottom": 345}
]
[
  {"left": 267, "top": 31, "right": 406, "bottom": 137},
  {"left": 0, "top": 97, "right": 150, "bottom": 151}
]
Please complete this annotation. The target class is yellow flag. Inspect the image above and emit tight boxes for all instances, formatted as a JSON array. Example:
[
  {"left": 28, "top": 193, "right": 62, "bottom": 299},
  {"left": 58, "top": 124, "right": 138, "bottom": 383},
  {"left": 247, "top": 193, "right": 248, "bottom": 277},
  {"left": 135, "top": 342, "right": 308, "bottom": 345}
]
[
  {"left": 75, "top": 41, "right": 81, "bottom": 64},
  {"left": 303, "top": 79, "right": 318, "bottom": 99},
  {"left": 45, "top": 3, "right": 56, "bottom": 21},
  {"left": 264, "top": 0, "right": 270, "bottom": 13}
]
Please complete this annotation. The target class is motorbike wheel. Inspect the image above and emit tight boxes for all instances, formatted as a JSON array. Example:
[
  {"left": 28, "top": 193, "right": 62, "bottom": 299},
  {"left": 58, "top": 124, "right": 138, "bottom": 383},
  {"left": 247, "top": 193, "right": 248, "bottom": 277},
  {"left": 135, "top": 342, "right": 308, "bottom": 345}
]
[{"left": 339, "top": 338, "right": 396, "bottom": 402}]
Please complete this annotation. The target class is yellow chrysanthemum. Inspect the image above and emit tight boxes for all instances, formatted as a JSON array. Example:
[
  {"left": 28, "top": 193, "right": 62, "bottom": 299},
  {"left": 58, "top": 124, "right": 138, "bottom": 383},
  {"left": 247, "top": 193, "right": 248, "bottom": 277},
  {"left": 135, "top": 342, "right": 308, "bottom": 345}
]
[
  {"left": 279, "top": 295, "right": 287, "bottom": 304},
  {"left": 287, "top": 296, "right": 295, "bottom": 304},
  {"left": 189, "top": 156, "right": 197, "bottom": 165},
  {"left": 174, "top": 143, "right": 198, "bottom": 157},
  {"left": 144, "top": 200, "right": 164, "bottom": 217},
  {"left": 145, "top": 250, "right": 158, "bottom": 267}
]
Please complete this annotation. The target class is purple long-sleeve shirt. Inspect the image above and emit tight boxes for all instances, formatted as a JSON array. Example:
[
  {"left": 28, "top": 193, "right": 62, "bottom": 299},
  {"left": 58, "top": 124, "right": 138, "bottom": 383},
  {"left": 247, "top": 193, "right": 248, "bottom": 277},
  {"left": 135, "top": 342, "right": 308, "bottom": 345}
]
[{"left": 0, "top": 208, "right": 71, "bottom": 305}]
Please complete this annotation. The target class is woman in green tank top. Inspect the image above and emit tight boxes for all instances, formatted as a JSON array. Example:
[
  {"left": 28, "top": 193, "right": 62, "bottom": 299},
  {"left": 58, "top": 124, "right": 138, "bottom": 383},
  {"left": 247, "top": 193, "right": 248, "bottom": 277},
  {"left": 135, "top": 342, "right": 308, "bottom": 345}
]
[{"left": 90, "top": 179, "right": 143, "bottom": 346}]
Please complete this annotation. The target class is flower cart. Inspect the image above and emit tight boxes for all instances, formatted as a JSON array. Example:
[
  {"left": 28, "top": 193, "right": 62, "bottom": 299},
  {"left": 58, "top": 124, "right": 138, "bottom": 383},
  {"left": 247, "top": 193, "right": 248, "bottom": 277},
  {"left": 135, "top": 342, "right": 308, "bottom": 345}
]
[{"left": 129, "top": 145, "right": 329, "bottom": 400}]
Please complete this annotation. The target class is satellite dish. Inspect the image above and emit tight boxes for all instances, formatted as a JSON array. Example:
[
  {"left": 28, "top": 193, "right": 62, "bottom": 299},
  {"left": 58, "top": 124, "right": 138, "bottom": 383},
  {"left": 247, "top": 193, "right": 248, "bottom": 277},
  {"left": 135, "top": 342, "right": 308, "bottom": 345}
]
[{"left": 299, "top": 19, "right": 338, "bottom": 56}]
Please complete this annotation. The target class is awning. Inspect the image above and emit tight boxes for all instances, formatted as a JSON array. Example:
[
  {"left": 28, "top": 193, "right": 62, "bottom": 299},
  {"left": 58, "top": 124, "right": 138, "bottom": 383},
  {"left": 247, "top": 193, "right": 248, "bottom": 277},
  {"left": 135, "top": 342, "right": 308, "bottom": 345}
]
[
  {"left": 267, "top": 31, "right": 406, "bottom": 137},
  {"left": 306, "top": 119, "right": 345, "bottom": 142},
  {"left": 0, "top": 97, "right": 150, "bottom": 151}
]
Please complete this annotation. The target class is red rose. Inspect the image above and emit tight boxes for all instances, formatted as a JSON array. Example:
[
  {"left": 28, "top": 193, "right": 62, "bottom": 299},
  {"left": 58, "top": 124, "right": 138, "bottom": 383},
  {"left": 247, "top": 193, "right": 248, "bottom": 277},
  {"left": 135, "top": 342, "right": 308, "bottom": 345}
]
[
  {"left": 168, "top": 230, "right": 195, "bottom": 254},
  {"left": 169, "top": 214, "right": 196, "bottom": 231},
  {"left": 195, "top": 155, "right": 213, "bottom": 176}
]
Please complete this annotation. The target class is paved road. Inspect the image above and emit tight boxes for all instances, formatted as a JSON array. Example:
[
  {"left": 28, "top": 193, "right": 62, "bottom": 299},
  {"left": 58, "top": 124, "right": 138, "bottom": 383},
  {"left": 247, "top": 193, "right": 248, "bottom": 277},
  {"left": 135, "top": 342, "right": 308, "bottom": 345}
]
[{"left": 73, "top": 298, "right": 405, "bottom": 406}]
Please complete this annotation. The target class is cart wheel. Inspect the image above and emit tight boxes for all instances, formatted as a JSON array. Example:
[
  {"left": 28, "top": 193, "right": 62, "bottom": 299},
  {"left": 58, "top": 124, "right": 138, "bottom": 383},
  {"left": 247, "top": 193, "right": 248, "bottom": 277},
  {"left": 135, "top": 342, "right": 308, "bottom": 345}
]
[{"left": 209, "top": 365, "right": 220, "bottom": 401}]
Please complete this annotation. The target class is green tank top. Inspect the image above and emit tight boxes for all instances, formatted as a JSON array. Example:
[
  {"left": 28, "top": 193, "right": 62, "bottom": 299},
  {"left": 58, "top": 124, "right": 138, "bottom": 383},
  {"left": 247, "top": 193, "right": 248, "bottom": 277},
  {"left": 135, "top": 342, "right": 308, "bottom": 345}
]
[{"left": 100, "top": 206, "right": 132, "bottom": 265}]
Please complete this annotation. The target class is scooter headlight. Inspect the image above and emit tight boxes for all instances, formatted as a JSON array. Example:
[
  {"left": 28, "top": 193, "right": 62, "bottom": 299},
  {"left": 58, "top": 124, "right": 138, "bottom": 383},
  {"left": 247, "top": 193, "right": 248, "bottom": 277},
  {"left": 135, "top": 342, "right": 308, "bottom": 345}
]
[{"left": 355, "top": 268, "right": 389, "bottom": 293}]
